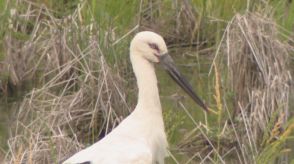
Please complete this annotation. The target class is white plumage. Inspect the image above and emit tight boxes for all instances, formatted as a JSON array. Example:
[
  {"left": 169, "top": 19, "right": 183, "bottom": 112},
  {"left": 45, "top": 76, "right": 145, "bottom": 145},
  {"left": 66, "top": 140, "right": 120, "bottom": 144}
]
[{"left": 63, "top": 31, "right": 207, "bottom": 164}]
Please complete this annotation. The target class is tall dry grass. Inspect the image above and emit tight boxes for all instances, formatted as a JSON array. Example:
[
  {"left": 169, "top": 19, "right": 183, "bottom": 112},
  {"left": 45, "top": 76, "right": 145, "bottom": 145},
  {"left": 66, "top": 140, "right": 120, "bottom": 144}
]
[
  {"left": 3, "top": 1, "right": 130, "bottom": 163},
  {"left": 211, "top": 11, "right": 293, "bottom": 163}
]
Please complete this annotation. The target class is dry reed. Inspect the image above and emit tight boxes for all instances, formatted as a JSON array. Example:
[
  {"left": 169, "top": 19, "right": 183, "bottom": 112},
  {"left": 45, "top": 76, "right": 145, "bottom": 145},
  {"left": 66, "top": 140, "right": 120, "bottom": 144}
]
[{"left": 3, "top": 1, "right": 130, "bottom": 163}]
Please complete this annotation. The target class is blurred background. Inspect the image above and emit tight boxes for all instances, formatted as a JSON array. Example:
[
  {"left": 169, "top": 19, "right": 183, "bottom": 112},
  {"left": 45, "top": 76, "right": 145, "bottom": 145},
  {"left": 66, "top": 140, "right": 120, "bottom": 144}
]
[{"left": 0, "top": 0, "right": 293, "bottom": 163}]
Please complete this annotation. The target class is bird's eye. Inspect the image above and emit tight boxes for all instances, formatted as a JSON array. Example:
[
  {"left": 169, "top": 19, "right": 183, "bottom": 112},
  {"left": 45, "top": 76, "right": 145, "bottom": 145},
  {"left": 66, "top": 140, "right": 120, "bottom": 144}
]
[{"left": 148, "top": 43, "right": 159, "bottom": 52}]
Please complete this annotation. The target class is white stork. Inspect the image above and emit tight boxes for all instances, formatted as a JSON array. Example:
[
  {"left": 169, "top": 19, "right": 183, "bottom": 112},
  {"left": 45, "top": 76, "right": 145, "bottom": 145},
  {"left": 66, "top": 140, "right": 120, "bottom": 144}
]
[{"left": 62, "top": 31, "right": 208, "bottom": 164}]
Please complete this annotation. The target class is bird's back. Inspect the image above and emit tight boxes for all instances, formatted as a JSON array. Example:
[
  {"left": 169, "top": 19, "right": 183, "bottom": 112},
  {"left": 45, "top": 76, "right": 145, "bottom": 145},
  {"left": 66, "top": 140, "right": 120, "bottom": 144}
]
[
  {"left": 63, "top": 137, "right": 153, "bottom": 164},
  {"left": 62, "top": 108, "right": 168, "bottom": 164}
]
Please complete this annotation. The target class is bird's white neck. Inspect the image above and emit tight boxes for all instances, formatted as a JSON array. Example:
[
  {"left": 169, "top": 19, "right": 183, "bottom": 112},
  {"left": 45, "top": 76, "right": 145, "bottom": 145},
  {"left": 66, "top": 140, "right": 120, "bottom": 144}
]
[{"left": 131, "top": 54, "right": 161, "bottom": 112}]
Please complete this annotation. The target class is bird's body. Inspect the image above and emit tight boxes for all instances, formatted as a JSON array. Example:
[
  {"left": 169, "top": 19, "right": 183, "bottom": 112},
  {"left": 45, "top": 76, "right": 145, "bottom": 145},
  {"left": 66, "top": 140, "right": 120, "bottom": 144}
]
[
  {"left": 63, "top": 109, "right": 167, "bottom": 164},
  {"left": 63, "top": 31, "right": 207, "bottom": 164}
]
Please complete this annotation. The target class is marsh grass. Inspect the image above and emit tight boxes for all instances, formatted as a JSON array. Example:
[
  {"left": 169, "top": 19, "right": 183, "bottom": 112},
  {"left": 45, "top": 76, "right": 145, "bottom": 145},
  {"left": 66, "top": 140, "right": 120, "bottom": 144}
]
[
  {"left": 209, "top": 11, "right": 292, "bottom": 163},
  {"left": 0, "top": 0, "right": 293, "bottom": 163},
  {"left": 2, "top": 1, "right": 130, "bottom": 163}
]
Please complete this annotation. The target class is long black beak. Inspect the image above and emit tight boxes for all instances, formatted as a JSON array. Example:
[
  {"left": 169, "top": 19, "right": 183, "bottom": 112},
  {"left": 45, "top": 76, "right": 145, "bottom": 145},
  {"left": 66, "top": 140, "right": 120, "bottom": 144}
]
[{"left": 159, "top": 53, "right": 208, "bottom": 112}]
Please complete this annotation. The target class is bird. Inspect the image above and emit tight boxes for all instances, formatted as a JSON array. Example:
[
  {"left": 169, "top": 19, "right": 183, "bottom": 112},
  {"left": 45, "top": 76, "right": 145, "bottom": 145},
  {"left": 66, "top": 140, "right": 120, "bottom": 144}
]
[{"left": 62, "top": 31, "right": 208, "bottom": 164}]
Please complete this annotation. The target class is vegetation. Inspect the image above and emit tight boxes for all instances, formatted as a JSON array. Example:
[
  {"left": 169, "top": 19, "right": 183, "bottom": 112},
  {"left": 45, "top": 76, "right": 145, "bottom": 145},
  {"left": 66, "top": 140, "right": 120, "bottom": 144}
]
[{"left": 0, "top": 0, "right": 293, "bottom": 163}]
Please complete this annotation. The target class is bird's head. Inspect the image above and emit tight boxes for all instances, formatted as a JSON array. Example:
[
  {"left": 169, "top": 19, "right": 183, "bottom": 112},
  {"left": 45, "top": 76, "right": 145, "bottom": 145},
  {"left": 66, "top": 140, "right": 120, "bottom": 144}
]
[
  {"left": 130, "top": 31, "right": 209, "bottom": 112},
  {"left": 130, "top": 31, "right": 167, "bottom": 63}
]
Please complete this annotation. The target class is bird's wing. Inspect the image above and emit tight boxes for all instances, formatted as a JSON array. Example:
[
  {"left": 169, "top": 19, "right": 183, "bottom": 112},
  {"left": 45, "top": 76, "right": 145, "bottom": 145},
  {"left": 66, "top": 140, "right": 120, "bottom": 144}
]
[
  {"left": 62, "top": 111, "right": 157, "bottom": 164},
  {"left": 62, "top": 135, "right": 153, "bottom": 164}
]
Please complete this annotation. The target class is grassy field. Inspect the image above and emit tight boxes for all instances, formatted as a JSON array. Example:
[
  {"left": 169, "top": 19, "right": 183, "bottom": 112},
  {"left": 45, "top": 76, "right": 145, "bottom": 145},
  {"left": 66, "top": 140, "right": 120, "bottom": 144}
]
[{"left": 0, "top": 0, "right": 294, "bottom": 163}]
